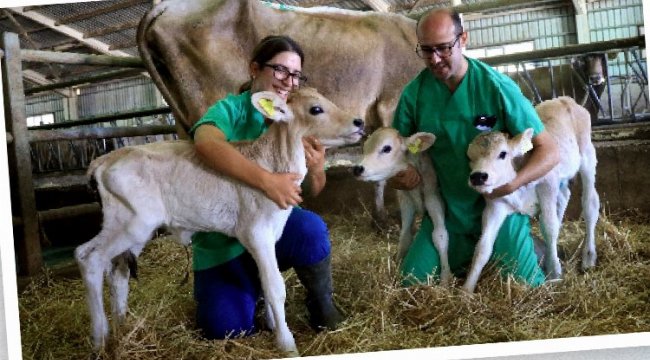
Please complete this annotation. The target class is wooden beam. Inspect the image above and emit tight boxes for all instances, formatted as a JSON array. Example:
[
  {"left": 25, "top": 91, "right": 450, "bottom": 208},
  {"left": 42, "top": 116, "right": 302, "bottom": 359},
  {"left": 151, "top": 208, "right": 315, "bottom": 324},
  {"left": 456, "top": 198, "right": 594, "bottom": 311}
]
[
  {"left": 572, "top": 0, "right": 589, "bottom": 44},
  {"left": 22, "top": 69, "right": 73, "bottom": 97},
  {"left": 25, "top": 68, "right": 144, "bottom": 95},
  {"left": 34, "top": 37, "right": 78, "bottom": 51},
  {"left": 572, "top": 0, "right": 587, "bottom": 15},
  {"left": 55, "top": 0, "right": 149, "bottom": 25},
  {"left": 8, "top": 7, "right": 132, "bottom": 57},
  {"left": 480, "top": 36, "right": 645, "bottom": 66},
  {"left": 83, "top": 19, "right": 140, "bottom": 39},
  {"left": 20, "top": 49, "right": 143, "bottom": 67},
  {"left": 2, "top": 9, "right": 63, "bottom": 79},
  {"left": 362, "top": 0, "right": 391, "bottom": 12},
  {"left": 1, "top": 32, "right": 43, "bottom": 276},
  {"left": 409, "top": 0, "right": 561, "bottom": 17}
]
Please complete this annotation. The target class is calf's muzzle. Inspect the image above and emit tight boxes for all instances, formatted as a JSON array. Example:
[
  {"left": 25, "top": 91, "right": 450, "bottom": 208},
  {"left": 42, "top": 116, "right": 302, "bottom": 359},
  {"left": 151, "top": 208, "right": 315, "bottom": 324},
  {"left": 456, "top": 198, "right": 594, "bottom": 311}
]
[{"left": 469, "top": 172, "right": 488, "bottom": 186}]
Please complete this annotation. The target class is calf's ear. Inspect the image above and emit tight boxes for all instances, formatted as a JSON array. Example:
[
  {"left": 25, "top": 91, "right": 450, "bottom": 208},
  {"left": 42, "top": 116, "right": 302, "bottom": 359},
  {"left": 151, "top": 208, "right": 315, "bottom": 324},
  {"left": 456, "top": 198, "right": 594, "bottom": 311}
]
[
  {"left": 509, "top": 128, "right": 534, "bottom": 157},
  {"left": 251, "top": 91, "right": 293, "bottom": 122},
  {"left": 406, "top": 132, "right": 436, "bottom": 154}
]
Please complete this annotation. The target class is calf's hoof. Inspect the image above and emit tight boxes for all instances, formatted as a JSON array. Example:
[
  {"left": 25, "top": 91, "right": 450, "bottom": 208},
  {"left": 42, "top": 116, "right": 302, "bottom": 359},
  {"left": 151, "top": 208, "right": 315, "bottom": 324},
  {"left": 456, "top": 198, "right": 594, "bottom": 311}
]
[{"left": 581, "top": 252, "right": 597, "bottom": 272}]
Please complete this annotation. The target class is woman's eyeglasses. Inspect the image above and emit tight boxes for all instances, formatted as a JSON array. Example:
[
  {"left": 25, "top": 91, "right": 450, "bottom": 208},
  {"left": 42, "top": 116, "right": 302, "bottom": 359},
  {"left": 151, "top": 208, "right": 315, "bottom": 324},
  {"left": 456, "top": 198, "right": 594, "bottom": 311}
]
[
  {"left": 263, "top": 63, "right": 308, "bottom": 87},
  {"left": 415, "top": 34, "right": 462, "bottom": 60}
]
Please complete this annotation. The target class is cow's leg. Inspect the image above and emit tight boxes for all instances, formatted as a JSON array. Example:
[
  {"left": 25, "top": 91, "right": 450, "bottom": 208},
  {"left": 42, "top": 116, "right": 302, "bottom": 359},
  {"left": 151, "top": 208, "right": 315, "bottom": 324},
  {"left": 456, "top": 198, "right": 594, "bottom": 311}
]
[
  {"left": 423, "top": 193, "right": 451, "bottom": 285},
  {"left": 580, "top": 148, "right": 600, "bottom": 270},
  {"left": 397, "top": 193, "right": 417, "bottom": 262},
  {"left": 463, "top": 202, "right": 508, "bottom": 293},
  {"left": 243, "top": 231, "right": 297, "bottom": 356},
  {"left": 537, "top": 183, "right": 562, "bottom": 279}
]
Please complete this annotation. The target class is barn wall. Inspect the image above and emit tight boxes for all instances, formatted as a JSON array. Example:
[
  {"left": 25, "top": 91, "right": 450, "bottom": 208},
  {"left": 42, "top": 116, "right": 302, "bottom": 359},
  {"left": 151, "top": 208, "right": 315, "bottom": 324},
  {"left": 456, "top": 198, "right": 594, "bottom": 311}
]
[
  {"left": 466, "top": 3, "right": 576, "bottom": 50},
  {"left": 77, "top": 76, "right": 161, "bottom": 126},
  {"left": 25, "top": 76, "right": 162, "bottom": 126},
  {"left": 25, "top": 93, "right": 67, "bottom": 123}
]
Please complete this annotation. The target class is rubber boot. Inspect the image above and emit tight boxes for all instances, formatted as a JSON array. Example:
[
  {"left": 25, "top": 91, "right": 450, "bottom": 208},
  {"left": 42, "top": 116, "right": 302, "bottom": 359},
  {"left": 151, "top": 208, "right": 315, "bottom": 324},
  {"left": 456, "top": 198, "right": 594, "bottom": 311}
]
[{"left": 294, "top": 255, "right": 345, "bottom": 331}]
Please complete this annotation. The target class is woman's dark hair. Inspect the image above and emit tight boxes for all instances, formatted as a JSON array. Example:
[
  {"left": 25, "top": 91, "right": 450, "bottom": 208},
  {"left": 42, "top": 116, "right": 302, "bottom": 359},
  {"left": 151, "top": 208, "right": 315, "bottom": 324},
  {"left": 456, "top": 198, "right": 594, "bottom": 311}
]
[{"left": 238, "top": 35, "right": 305, "bottom": 93}]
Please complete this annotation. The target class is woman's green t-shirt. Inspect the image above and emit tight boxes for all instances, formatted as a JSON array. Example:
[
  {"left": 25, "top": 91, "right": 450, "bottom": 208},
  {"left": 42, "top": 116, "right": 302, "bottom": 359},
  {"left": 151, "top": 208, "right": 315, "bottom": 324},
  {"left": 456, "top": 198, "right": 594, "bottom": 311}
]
[{"left": 188, "top": 90, "right": 268, "bottom": 271}]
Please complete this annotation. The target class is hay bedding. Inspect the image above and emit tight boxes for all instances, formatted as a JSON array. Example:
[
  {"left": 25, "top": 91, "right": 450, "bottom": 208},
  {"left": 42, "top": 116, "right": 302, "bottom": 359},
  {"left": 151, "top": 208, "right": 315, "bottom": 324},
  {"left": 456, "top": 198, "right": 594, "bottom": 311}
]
[{"left": 19, "top": 209, "right": 650, "bottom": 360}]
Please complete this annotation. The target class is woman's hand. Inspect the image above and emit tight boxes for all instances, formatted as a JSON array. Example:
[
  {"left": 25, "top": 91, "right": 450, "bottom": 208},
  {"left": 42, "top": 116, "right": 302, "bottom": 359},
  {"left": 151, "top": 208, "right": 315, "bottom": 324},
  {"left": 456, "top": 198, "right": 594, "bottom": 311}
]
[
  {"left": 261, "top": 172, "right": 304, "bottom": 209},
  {"left": 303, "top": 136, "right": 325, "bottom": 171},
  {"left": 194, "top": 124, "right": 303, "bottom": 209}
]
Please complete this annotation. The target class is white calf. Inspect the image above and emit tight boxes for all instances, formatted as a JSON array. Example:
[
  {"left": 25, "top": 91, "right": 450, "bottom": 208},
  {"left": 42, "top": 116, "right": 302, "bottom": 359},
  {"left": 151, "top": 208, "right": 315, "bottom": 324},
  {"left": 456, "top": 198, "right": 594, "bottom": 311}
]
[
  {"left": 352, "top": 128, "right": 452, "bottom": 284},
  {"left": 465, "top": 96, "right": 599, "bottom": 293},
  {"left": 74, "top": 87, "right": 364, "bottom": 356}
]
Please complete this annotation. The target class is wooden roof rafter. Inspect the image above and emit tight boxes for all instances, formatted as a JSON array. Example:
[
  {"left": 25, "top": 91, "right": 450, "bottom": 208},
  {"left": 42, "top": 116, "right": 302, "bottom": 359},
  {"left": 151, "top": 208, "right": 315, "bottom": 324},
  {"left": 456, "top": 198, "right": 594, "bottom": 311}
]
[{"left": 7, "top": 7, "right": 133, "bottom": 57}]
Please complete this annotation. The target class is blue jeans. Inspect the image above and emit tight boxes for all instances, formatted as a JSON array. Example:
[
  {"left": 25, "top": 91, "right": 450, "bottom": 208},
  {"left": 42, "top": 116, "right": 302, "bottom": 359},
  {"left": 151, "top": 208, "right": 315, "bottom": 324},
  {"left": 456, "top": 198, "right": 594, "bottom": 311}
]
[{"left": 193, "top": 207, "right": 330, "bottom": 339}]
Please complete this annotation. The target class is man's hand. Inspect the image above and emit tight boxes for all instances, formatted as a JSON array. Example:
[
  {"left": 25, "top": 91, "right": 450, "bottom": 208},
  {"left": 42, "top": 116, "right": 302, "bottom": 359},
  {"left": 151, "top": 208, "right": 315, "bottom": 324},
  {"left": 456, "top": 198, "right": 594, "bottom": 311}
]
[{"left": 388, "top": 164, "right": 421, "bottom": 190}]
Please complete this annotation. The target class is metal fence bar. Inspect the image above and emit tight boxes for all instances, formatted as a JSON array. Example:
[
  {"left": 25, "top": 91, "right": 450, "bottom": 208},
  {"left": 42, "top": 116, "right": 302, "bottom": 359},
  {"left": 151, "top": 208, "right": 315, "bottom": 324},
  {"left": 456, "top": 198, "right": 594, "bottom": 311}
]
[{"left": 29, "top": 106, "right": 171, "bottom": 130}]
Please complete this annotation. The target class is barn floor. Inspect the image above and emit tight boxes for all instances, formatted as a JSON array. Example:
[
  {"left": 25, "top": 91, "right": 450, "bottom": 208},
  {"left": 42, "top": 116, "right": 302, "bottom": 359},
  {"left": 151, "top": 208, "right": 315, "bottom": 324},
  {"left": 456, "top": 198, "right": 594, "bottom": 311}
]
[{"left": 18, "top": 208, "right": 650, "bottom": 360}]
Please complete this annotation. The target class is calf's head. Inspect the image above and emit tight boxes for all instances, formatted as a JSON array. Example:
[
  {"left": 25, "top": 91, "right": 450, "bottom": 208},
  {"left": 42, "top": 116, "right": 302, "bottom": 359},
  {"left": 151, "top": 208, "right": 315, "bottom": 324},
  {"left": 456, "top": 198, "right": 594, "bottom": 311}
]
[
  {"left": 253, "top": 87, "right": 364, "bottom": 147},
  {"left": 466, "top": 129, "right": 534, "bottom": 194},
  {"left": 353, "top": 127, "right": 436, "bottom": 182}
]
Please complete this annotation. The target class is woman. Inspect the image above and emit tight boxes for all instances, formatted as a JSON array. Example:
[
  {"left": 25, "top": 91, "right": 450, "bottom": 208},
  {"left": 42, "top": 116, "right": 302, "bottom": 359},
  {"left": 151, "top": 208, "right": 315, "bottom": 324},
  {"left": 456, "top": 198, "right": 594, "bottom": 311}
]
[{"left": 189, "top": 35, "right": 345, "bottom": 339}]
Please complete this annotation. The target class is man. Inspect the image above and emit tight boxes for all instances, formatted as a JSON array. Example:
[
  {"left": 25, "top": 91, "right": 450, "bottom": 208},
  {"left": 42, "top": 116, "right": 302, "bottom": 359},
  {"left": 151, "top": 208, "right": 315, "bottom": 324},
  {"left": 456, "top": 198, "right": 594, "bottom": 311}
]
[{"left": 390, "top": 9, "right": 559, "bottom": 288}]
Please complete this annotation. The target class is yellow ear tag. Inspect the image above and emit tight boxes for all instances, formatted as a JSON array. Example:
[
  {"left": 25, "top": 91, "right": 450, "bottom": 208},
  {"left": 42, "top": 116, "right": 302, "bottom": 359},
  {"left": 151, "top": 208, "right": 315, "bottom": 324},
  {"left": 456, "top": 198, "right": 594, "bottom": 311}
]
[
  {"left": 521, "top": 137, "right": 533, "bottom": 154},
  {"left": 408, "top": 138, "right": 422, "bottom": 154},
  {"left": 259, "top": 98, "right": 275, "bottom": 117}
]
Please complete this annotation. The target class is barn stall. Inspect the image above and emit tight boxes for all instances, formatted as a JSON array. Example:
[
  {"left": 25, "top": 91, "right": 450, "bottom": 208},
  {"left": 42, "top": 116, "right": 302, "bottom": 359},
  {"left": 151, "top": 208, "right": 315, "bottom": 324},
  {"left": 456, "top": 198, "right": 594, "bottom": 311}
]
[{"left": 1, "top": 0, "right": 649, "bottom": 359}]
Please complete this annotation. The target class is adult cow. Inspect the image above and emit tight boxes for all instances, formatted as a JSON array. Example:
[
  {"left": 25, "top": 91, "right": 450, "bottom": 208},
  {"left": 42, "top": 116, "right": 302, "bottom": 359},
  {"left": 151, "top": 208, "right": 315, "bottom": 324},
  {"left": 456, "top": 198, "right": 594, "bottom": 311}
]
[
  {"left": 509, "top": 54, "right": 608, "bottom": 122},
  {"left": 137, "top": 0, "right": 424, "bottom": 223},
  {"left": 137, "top": 0, "right": 422, "bottom": 138}
]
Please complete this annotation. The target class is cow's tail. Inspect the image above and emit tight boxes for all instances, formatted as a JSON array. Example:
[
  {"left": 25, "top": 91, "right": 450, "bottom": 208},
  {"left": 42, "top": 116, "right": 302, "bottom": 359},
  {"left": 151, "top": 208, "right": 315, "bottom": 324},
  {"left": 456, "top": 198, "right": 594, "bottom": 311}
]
[{"left": 136, "top": 3, "right": 187, "bottom": 136}]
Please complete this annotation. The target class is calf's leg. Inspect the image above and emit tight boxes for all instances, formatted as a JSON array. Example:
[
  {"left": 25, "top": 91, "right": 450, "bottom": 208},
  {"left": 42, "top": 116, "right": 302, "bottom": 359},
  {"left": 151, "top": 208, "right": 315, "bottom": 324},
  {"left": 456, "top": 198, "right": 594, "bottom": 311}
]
[
  {"left": 76, "top": 216, "right": 159, "bottom": 349},
  {"left": 537, "top": 183, "right": 562, "bottom": 279},
  {"left": 580, "top": 148, "right": 600, "bottom": 270},
  {"left": 397, "top": 192, "right": 418, "bottom": 262},
  {"left": 463, "top": 202, "right": 508, "bottom": 293},
  {"left": 243, "top": 232, "right": 297, "bottom": 356}
]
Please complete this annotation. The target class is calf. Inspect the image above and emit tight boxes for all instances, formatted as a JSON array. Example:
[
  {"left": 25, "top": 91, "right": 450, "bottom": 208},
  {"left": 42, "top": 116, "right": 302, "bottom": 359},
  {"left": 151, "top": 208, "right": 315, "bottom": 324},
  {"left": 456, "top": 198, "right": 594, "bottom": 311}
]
[
  {"left": 465, "top": 96, "right": 599, "bottom": 293},
  {"left": 74, "top": 88, "right": 364, "bottom": 356},
  {"left": 352, "top": 128, "right": 452, "bottom": 284}
]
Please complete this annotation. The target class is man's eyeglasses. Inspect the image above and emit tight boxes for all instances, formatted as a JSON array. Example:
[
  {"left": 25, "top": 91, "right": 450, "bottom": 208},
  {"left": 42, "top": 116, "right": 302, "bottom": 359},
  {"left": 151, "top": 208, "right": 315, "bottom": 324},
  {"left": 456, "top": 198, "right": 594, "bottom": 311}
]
[
  {"left": 263, "top": 63, "right": 308, "bottom": 87},
  {"left": 415, "top": 34, "right": 462, "bottom": 60}
]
